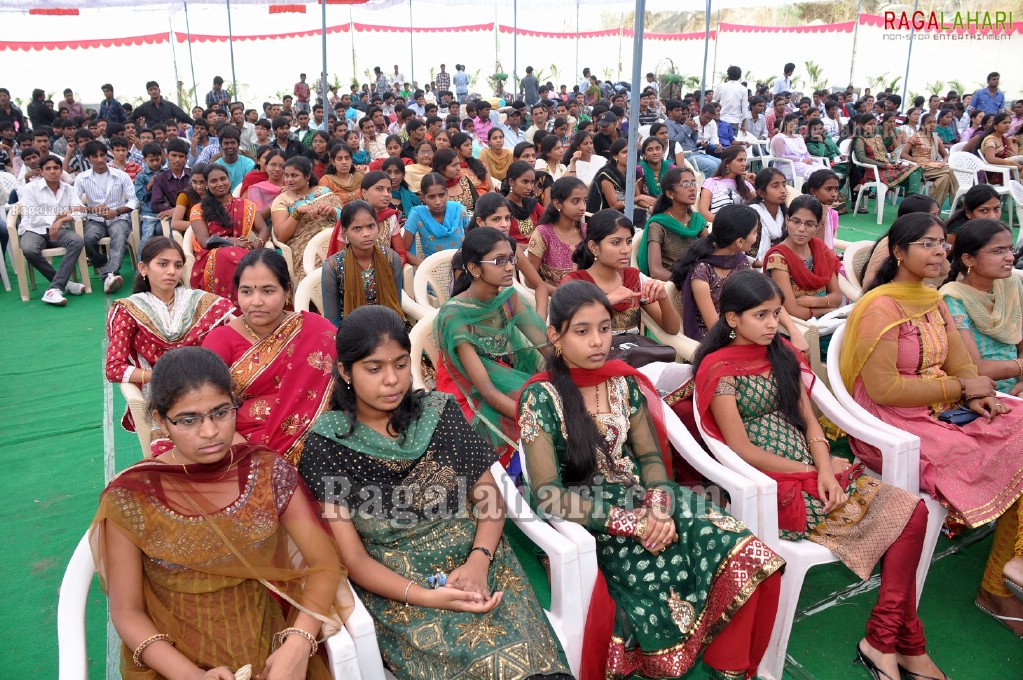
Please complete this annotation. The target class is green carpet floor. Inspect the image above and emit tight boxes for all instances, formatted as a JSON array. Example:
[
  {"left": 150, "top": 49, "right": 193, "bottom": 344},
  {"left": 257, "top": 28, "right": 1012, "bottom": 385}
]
[{"left": 3, "top": 193, "right": 1021, "bottom": 678}]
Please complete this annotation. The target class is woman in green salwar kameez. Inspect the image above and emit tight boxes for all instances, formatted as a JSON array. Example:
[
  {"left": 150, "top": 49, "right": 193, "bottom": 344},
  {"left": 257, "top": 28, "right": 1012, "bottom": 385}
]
[
  {"left": 518, "top": 281, "right": 784, "bottom": 680},
  {"left": 299, "top": 306, "right": 570, "bottom": 680},
  {"left": 434, "top": 227, "right": 549, "bottom": 470}
]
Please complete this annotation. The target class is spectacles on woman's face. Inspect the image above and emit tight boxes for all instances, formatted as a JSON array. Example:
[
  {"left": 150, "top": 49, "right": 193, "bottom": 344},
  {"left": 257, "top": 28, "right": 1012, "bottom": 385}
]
[
  {"left": 167, "top": 406, "right": 238, "bottom": 430},
  {"left": 980, "top": 246, "right": 1014, "bottom": 257},
  {"left": 677, "top": 180, "right": 699, "bottom": 188},
  {"left": 787, "top": 216, "right": 818, "bottom": 230},
  {"left": 908, "top": 239, "right": 952, "bottom": 251},
  {"left": 478, "top": 255, "right": 518, "bottom": 267}
]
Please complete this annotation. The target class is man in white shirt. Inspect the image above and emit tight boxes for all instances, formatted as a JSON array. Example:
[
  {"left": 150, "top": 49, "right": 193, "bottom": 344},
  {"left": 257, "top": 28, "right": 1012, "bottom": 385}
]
[
  {"left": 715, "top": 66, "right": 749, "bottom": 126},
  {"left": 230, "top": 104, "right": 257, "bottom": 156},
  {"left": 771, "top": 63, "right": 796, "bottom": 96},
  {"left": 17, "top": 155, "right": 86, "bottom": 305},
  {"left": 695, "top": 104, "right": 720, "bottom": 154},
  {"left": 525, "top": 103, "right": 552, "bottom": 143},
  {"left": 75, "top": 140, "right": 137, "bottom": 293}
]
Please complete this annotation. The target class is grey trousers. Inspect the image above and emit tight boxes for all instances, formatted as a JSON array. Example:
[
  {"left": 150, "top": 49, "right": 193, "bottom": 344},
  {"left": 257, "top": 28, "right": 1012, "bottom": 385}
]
[
  {"left": 20, "top": 228, "right": 85, "bottom": 290},
  {"left": 83, "top": 216, "right": 131, "bottom": 277}
]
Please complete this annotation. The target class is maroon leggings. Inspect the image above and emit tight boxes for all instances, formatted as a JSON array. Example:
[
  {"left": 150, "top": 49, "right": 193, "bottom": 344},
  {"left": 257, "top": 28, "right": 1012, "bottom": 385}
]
[{"left": 866, "top": 500, "right": 929, "bottom": 655}]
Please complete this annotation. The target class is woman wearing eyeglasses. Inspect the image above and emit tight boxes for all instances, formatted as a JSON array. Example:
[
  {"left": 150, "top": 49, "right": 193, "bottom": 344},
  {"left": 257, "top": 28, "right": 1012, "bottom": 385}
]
[
  {"left": 202, "top": 249, "right": 337, "bottom": 465},
  {"left": 637, "top": 166, "right": 707, "bottom": 282},
  {"left": 764, "top": 196, "right": 842, "bottom": 322},
  {"left": 840, "top": 212, "right": 1023, "bottom": 638},
  {"left": 434, "top": 227, "right": 549, "bottom": 470},
  {"left": 90, "top": 346, "right": 348, "bottom": 680}
]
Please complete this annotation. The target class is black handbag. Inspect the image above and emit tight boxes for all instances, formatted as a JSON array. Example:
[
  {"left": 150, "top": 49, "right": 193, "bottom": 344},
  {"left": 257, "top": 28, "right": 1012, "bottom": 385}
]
[{"left": 608, "top": 332, "right": 676, "bottom": 368}]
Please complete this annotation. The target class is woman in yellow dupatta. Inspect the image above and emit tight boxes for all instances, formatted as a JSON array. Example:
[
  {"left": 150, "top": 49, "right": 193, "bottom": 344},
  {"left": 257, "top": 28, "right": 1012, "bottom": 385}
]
[
  {"left": 90, "top": 347, "right": 349, "bottom": 679},
  {"left": 840, "top": 212, "right": 1023, "bottom": 636},
  {"left": 318, "top": 142, "right": 364, "bottom": 206}
]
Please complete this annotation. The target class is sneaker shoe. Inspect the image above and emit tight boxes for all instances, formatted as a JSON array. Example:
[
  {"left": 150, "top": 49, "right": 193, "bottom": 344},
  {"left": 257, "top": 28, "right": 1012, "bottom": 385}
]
[
  {"left": 104, "top": 273, "right": 123, "bottom": 294},
  {"left": 65, "top": 281, "right": 86, "bottom": 296},
  {"left": 42, "top": 288, "right": 68, "bottom": 306}
]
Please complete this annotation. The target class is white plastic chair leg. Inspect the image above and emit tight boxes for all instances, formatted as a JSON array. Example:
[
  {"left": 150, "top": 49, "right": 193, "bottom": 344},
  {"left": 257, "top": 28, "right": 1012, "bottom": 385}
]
[
  {"left": 917, "top": 497, "right": 947, "bottom": 602},
  {"left": 875, "top": 185, "right": 887, "bottom": 225},
  {"left": 0, "top": 243, "right": 10, "bottom": 292},
  {"left": 57, "top": 534, "right": 93, "bottom": 680},
  {"left": 758, "top": 552, "right": 814, "bottom": 680}
]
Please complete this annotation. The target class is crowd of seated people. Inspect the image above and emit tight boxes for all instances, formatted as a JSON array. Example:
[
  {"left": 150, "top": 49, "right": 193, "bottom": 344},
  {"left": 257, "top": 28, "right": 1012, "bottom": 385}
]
[{"left": 6, "top": 63, "right": 1023, "bottom": 679}]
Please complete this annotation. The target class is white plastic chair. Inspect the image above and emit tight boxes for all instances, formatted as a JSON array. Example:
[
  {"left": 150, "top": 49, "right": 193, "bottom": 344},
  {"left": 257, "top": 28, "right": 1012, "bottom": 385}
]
[
  {"left": 56, "top": 532, "right": 373, "bottom": 680},
  {"left": 181, "top": 226, "right": 196, "bottom": 288},
  {"left": 119, "top": 382, "right": 152, "bottom": 456},
  {"left": 825, "top": 324, "right": 947, "bottom": 591},
  {"left": 1009, "top": 181, "right": 1023, "bottom": 248},
  {"left": 839, "top": 239, "right": 876, "bottom": 301},
  {"left": 6, "top": 205, "right": 93, "bottom": 302},
  {"left": 408, "top": 309, "right": 439, "bottom": 391},
  {"left": 266, "top": 231, "right": 296, "bottom": 281},
  {"left": 489, "top": 461, "right": 586, "bottom": 676},
  {"left": 845, "top": 138, "right": 888, "bottom": 226},
  {"left": 693, "top": 370, "right": 937, "bottom": 680},
  {"left": 295, "top": 268, "right": 325, "bottom": 314},
  {"left": 412, "top": 249, "right": 456, "bottom": 309},
  {"left": 303, "top": 229, "right": 333, "bottom": 276},
  {"left": 948, "top": 151, "right": 1016, "bottom": 229}
]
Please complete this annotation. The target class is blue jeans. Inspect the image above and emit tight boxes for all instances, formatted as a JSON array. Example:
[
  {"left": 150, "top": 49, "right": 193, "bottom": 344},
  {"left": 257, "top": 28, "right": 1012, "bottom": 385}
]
[
  {"left": 690, "top": 152, "right": 721, "bottom": 175},
  {"left": 140, "top": 216, "right": 161, "bottom": 248}
]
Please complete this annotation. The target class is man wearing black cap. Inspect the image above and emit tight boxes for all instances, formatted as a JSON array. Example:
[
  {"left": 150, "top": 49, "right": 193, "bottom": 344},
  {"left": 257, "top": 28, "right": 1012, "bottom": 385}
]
[{"left": 593, "top": 111, "right": 620, "bottom": 159}]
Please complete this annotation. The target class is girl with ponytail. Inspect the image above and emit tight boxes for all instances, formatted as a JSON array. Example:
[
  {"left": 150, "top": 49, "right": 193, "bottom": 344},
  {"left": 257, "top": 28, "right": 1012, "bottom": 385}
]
[
  {"left": 527, "top": 175, "right": 588, "bottom": 293},
  {"left": 840, "top": 210, "right": 1023, "bottom": 640},
  {"left": 694, "top": 269, "right": 937, "bottom": 680},
  {"left": 519, "top": 279, "right": 784, "bottom": 680},
  {"left": 433, "top": 227, "right": 548, "bottom": 469}
]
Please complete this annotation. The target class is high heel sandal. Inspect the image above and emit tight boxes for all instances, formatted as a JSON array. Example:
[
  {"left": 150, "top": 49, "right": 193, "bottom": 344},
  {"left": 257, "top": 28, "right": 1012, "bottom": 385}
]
[
  {"left": 853, "top": 643, "right": 897, "bottom": 680},
  {"left": 896, "top": 666, "right": 950, "bottom": 680}
]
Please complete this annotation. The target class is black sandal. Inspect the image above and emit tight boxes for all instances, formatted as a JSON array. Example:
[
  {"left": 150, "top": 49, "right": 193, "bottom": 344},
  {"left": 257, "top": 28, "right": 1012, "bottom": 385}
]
[
  {"left": 854, "top": 643, "right": 897, "bottom": 680},
  {"left": 897, "top": 666, "right": 950, "bottom": 680}
]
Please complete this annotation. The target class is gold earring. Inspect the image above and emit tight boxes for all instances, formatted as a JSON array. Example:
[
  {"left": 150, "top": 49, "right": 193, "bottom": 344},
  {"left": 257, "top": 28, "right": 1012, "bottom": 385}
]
[
  {"left": 967, "top": 265, "right": 972, "bottom": 275},
  {"left": 896, "top": 258, "right": 902, "bottom": 268},
  {"left": 555, "top": 345, "right": 562, "bottom": 357}
]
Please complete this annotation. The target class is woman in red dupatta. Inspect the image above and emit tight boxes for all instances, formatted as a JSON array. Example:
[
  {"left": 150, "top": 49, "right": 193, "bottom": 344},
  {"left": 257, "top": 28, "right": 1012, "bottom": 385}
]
[
  {"left": 693, "top": 269, "right": 946, "bottom": 680},
  {"left": 330, "top": 170, "right": 408, "bottom": 264},
  {"left": 202, "top": 249, "right": 336, "bottom": 465},
  {"left": 90, "top": 346, "right": 349, "bottom": 679},
  {"left": 763, "top": 195, "right": 843, "bottom": 321},
  {"left": 518, "top": 280, "right": 783, "bottom": 680},
  {"left": 189, "top": 165, "right": 271, "bottom": 305}
]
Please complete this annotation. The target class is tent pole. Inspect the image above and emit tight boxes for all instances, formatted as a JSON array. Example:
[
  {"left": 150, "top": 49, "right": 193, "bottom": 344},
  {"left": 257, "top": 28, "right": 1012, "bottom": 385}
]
[
  {"left": 226, "top": 0, "right": 238, "bottom": 101},
  {"left": 408, "top": 0, "right": 414, "bottom": 88},
  {"left": 849, "top": 0, "right": 862, "bottom": 87},
  {"left": 710, "top": 7, "right": 720, "bottom": 86},
  {"left": 699, "top": 0, "right": 711, "bottom": 109},
  {"left": 624, "top": 0, "right": 645, "bottom": 220},
  {"left": 513, "top": 0, "right": 518, "bottom": 100},
  {"left": 168, "top": 15, "right": 182, "bottom": 108},
  {"left": 183, "top": 0, "right": 198, "bottom": 110},
  {"left": 321, "top": 0, "right": 329, "bottom": 130},
  {"left": 350, "top": 7, "right": 357, "bottom": 88},
  {"left": 901, "top": 0, "right": 919, "bottom": 107},
  {"left": 575, "top": 0, "right": 580, "bottom": 90}
]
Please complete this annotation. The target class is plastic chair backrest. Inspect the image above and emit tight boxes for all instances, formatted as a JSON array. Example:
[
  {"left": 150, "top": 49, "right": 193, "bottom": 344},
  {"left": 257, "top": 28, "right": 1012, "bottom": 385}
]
[
  {"left": 303, "top": 230, "right": 333, "bottom": 276},
  {"left": 412, "top": 249, "right": 456, "bottom": 308},
  {"left": 841, "top": 240, "right": 874, "bottom": 290},
  {"left": 409, "top": 309, "right": 440, "bottom": 390},
  {"left": 294, "top": 268, "right": 324, "bottom": 314},
  {"left": 948, "top": 151, "right": 982, "bottom": 189}
]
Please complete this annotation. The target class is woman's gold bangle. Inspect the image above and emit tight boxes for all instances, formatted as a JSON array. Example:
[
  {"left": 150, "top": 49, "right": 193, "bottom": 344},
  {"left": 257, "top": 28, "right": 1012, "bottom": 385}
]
[
  {"left": 132, "top": 634, "right": 173, "bottom": 668},
  {"left": 1014, "top": 358, "right": 1023, "bottom": 378}
]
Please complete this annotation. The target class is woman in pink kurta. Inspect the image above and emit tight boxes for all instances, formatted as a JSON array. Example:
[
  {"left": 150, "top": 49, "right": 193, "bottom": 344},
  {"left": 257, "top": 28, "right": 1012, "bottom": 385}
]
[{"left": 840, "top": 212, "right": 1023, "bottom": 636}]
